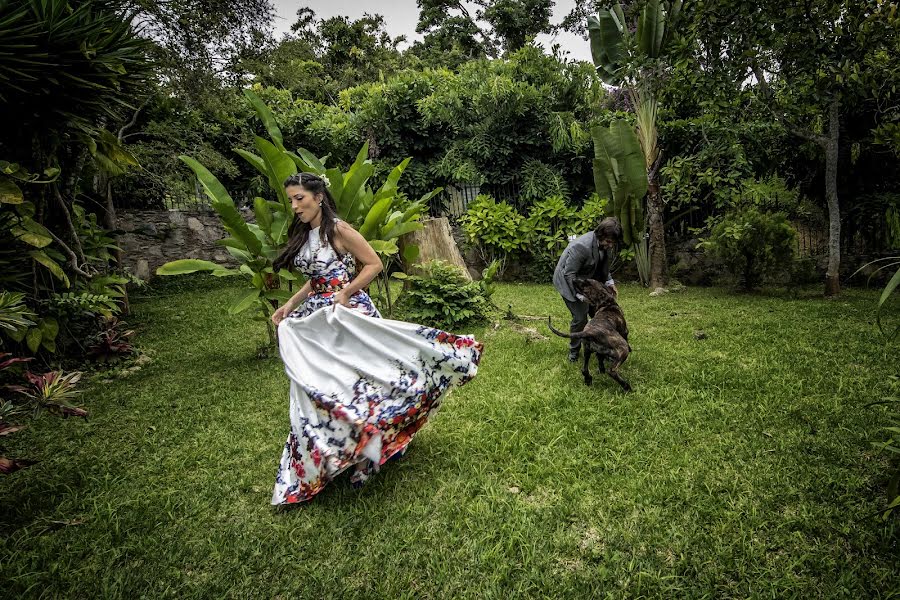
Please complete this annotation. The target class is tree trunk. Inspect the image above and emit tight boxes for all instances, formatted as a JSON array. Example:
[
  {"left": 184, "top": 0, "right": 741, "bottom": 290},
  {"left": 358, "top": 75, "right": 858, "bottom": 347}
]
[
  {"left": 94, "top": 171, "right": 122, "bottom": 266},
  {"left": 823, "top": 99, "right": 841, "bottom": 297},
  {"left": 400, "top": 217, "right": 472, "bottom": 280},
  {"left": 646, "top": 180, "right": 667, "bottom": 289}
]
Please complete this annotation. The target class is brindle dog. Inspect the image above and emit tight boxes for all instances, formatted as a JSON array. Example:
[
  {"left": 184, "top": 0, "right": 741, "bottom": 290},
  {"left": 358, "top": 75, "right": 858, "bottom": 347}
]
[{"left": 548, "top": 278, "right": 632, "bottom": 391}]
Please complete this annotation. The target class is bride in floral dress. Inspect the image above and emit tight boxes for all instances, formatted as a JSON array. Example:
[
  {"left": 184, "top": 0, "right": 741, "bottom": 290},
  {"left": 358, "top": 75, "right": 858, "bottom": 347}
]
[{"left": 269, "top": 173, "right": 483, "bottom": 505}]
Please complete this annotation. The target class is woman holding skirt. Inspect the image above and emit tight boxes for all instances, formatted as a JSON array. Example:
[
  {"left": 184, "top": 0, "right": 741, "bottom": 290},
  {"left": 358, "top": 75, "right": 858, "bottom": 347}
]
[{"left": 269, "top": 173, "right": 483, "bottom": 505}]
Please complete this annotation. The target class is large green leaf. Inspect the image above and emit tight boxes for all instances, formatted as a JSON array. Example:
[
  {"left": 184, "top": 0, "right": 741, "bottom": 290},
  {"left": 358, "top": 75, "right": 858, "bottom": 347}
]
[
  {"left": 26, "top": 328, "right": 42, "bottom": 354},
  {"left": 402, "top": 244, "right": 420, "bottom": 263},
  {"left": 0, "top": 177, "right": 23, "bottom": 204},
  {"left": 591, "top": 120, "right": 647, "bottom": 245},
  {"left": 594, "top": 120, "right": 647, "bottom": 202},
  {"left": 38, "top": 317, "right": 59, "bottom": 340},
  {"left": 417, "top": 188, "right": 443, "bottom": 205},
  {"left": 227, "top": 246, "right": 254, "bottom": 264},
  {"left": 29, "top": 250, "right": 69, "bottom": 286},
  {"left": 588, "top": 11, "right": 625, "bottom": 84},
  {"left": 229, "top": 288, "right": 261, "bottom": 315},
  {"left": 285, "top": 151, "right": 312, "bottom": 173},
  {"left": 384, "top": 221, "right": 423, "bottom": 241},
  {"left": 180, "top": 156, "right": 262, "bottom": 256},
  {"left": 156, "top": 259, "right": 223, "bottom": 275},
  {"left": 216, "top": 237, "right": 248, "bottom": 251},
  {"left": 234, "top": 149, "right": 268, "bottom": 179},
  {"left": 270, "top": 210, "right": 291, "bottom": 246},
  {"left": 325, "top": 167, "right": 344, "bottom": 201},
  {"left": 244, "top": 89, "right": 284, "bottom": 150},
  {"left": 592, "top": 128, "right": 619, "bottom": 205},
  {"left": 12, "top": 224, "right": 52, "bottom": 248},
  {"left": 253, "top": 197, "right": 273, "bottom": 237},
  {"left": 374, "top": 157, "right": 411, "bottom": 201},
  {"left": 254, "top": 137, "right": 296, "bottom": 202},
  {"left": 263, "top": 289, "right": 293, "bottom": 303},
  {"left": 638, "top": 0, "right": 665, "bottom": 58},
  {"left": 340, "top": 163, "right": 375, "bottom": 223},
  {"left": 295, "top": 148, "right": 327, "bottom": 173},
  {"left": 351, "top": 187, "right": 375, "bottom": 225},
  {"left": 359, "top": 197, "right": 393, "bottom": 240},
  {"left": 369, "top": 239, "right": 399, "bottom": 256}
]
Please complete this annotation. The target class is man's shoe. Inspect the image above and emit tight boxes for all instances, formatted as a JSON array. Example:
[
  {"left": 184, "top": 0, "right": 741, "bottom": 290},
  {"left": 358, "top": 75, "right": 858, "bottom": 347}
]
[{"left": 568, "top": 349, "right": 580, "bottom": 363}]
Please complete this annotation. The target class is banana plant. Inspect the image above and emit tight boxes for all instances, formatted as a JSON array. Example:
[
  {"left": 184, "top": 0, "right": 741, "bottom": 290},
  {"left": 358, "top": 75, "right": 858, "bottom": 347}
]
[
  {"left": 158, "top": 90, "right": 434, "bottom": 345},
  {"left": 592, "top": 119, "right": 650, "bottom": 285},
  {"left": 592, "top": 120, "right": 648, "bottom": 241},
  {"left": 588, "top": 0, "right": 684, "bottom": 289}
]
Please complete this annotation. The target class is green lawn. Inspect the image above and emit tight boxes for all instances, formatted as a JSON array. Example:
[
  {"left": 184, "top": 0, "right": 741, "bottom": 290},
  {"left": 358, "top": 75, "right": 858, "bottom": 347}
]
[{"left": 1, "top": 279, "right": 898, "bottom": 598}]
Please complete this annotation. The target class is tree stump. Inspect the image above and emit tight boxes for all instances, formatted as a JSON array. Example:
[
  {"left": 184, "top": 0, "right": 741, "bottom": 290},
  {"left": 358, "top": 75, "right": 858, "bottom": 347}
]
[{"left": 400, "top": 217, "right": 471, "bottom": 280}]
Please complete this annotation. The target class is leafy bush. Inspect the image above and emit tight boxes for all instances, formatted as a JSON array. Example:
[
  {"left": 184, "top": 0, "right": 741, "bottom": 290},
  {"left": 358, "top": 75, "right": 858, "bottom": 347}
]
[
  {"left": 573, "top": 193, "right": 609, "bottom": 235},
  {"left": 460, "top": 195, "right": 526, "bottom": 272},
  {"left": 700, "top": 208, "right": 797, "bottom": 290},
  {"left": 462, "top": 193, "right": 610, "bottom": 282},
  {"left": 523, "top": 195, "right": 578, "bottom": 261},
  {"left": 396, "top": 260, "right": 498, "bottom": 330}
]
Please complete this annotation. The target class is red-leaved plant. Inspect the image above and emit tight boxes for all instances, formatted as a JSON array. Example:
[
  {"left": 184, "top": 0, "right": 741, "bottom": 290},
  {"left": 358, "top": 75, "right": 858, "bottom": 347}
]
[{"left": 0, "top": 352, "right": 86, "bottom": 474}]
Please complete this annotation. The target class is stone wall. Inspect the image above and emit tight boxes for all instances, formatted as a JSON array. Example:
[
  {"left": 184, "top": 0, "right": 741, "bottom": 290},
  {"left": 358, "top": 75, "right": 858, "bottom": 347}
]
[{"left": 116, "top": 209, "right": 237, "bottom": 280}]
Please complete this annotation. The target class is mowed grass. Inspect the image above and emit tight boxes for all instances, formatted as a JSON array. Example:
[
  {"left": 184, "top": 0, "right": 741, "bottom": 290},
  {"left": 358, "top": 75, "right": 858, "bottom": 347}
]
[{"left": 1, "top": 278, "right": 898, "bottom": 598}]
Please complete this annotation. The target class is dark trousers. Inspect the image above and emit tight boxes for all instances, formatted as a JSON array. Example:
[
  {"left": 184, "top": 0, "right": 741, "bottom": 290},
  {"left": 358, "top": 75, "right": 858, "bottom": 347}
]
[{"left": 562, "top": 297, "right": 596, "bottom": 352}]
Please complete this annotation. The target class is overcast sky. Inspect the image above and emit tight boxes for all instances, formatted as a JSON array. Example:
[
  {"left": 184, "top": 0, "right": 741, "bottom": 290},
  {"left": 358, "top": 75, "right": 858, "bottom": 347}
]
[{"left": 271, "top": 1, "right": 593, "bottom": 63}]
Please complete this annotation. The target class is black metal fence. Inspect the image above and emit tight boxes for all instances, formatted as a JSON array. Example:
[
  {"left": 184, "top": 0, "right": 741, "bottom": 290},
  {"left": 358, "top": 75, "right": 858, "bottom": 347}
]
[{"left": 429, "top": 179, "right": 524, "bottom": 220}]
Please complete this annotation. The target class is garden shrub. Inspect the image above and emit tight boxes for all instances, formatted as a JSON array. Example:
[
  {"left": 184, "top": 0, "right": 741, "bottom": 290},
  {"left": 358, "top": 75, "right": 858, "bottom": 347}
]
[
  {"left": 396, "top": 260, "right": 498, "bottom": 330},
  {"left": 701, "top": 207, "right": 797, "bottom": 290},
  {"left": 462, "top": 193, "right": 609, "bottom": 282},
  {"left": 523, "top": 195, "right": 578, "bottom": 263},
  {"left": 459, "top": 195, "right": 526, "bottom": 274}
]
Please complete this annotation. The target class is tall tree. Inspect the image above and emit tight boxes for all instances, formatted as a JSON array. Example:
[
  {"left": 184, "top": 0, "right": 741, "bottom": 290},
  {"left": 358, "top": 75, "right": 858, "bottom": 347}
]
[
  {"left": 483, "top": 0, "right": 556, "bottom": 53},
  {"left": 124, "top": 0, "right": 275, "bottom": 103},
  {"left": 413, "top": 0, "right": 556, "bottom": 65},
  {"left": 242, "top": 9, "right": 405, "bottom": 101},
  {"left": 690, "top": 0, "right": 899, "bottom": 296},
  {"left": 414, "top": 0, "right": 498, "bottom": 65}
]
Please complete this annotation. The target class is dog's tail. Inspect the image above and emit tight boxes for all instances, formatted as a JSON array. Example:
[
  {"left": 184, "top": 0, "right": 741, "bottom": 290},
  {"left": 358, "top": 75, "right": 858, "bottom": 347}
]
[{"left": 547, "top": 316, "right": 589, "bottom": 339}]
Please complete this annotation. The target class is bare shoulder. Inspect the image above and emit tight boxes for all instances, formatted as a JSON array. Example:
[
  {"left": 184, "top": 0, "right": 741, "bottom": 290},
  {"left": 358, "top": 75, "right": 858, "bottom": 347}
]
[
  {"left": 333, "top": 220, "right": 363, "bottom": 251},
  {"left": 335, "top": 219, "right": 355, "bottom": 232},
  {"left": 334, "top": 219, "right": 360, "bottom": 239}
]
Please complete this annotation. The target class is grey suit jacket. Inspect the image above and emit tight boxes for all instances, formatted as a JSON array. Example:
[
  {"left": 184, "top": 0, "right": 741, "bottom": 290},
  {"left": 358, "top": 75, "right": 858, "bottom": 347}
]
[{"left": 552, "top": 232, "right": 612, "bottom": 302}]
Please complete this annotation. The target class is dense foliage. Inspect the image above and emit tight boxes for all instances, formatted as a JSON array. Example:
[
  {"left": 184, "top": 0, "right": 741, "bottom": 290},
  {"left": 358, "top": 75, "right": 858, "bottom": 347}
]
[{"left": 396, "top": 260, "right": 499, "bottom": 329}]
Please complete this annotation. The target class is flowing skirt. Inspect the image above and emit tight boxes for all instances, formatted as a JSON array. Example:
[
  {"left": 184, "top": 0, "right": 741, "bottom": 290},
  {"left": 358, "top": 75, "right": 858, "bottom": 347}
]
[{"left": 272, "top": 303, "right": 483, "bottom": 505}]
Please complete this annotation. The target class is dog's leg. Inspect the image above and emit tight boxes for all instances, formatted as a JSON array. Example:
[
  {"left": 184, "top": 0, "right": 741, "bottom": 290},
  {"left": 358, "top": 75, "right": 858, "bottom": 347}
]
[
  {"left": 596, "top": 354, "right": 606, "bottom": 374},
  {"left": 581, "top": 346, "right": 593, "bottom": 386},
  {"left": 606, "top": 349, "right": 631, "bottom": 392}
]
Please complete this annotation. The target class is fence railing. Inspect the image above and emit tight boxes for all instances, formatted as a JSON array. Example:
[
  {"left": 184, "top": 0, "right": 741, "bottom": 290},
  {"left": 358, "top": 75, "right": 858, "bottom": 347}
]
[{"left": 429, "top": 179, "right": 524, "bottom": 220}]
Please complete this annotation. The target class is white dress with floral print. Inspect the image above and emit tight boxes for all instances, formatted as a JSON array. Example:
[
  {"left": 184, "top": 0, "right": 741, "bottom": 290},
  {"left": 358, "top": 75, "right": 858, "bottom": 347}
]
[{"left": 272, "top": 224, "right": 483, "bottom": 505}]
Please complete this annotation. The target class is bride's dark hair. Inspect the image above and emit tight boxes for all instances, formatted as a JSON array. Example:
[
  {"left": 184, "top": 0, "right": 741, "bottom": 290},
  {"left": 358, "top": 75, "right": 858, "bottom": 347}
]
[{"left": 273, "top": 173, "right": 339, "bottom": 271}]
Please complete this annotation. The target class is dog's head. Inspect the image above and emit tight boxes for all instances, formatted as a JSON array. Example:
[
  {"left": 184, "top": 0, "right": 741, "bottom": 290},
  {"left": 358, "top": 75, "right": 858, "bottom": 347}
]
[{"left": 574, "top": 278, "right": 617, "bottom": 308}]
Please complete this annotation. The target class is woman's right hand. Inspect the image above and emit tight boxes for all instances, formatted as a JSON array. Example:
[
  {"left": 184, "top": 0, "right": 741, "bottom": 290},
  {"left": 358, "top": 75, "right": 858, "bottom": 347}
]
[{"left": 271, "top": 304, "right": 291, "bottom": 326}]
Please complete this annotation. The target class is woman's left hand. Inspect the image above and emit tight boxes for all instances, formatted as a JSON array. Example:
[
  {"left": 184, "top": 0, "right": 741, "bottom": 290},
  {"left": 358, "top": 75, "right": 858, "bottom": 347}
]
[{"left": 333, "top": 289, "right": 351, "bottom": 310}]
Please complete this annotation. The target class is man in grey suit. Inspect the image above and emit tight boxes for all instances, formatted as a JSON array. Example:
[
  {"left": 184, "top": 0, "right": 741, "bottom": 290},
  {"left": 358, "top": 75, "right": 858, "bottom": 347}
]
[{"left": 552, "top": 217, "right": 623, "bottom": 362}]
